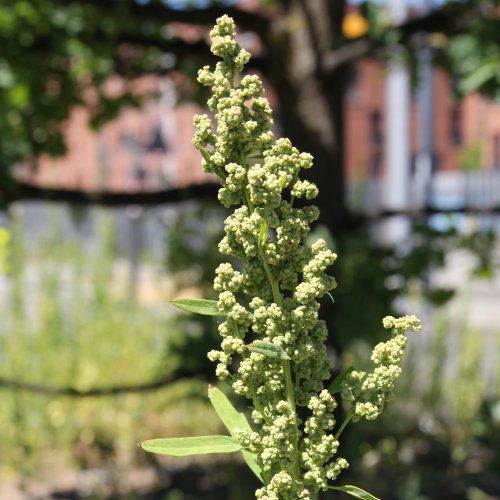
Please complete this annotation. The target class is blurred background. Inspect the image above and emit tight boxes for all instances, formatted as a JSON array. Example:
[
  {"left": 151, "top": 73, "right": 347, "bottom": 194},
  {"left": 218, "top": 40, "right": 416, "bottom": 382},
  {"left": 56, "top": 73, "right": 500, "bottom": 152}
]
[{"left": 1, "top": 0, "right": 500, "bottom": 498}]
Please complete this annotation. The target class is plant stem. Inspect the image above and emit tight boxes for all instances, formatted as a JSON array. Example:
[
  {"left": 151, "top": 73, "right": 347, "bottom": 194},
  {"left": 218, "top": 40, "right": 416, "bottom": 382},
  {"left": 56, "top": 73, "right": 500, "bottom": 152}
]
[
  {"left": 243, "top": 186, "right": 301, "bottom": 482},
  {"left": 243, "top": 188, "right": 254, "bottom": 213},
  {"left": 259, "top": 241, "right": 300, "bottom": 480},
  {"left": 283, "top": 357, "right": 300, "bottom": 480},
  {"left": 334, "top": 411, "right": 353, "bottom": 441}
]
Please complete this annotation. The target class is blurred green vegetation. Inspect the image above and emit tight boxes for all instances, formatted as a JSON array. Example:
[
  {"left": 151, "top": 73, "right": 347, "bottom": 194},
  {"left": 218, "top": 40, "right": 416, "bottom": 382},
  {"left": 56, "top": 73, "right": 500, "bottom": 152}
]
[
  {"left": 0, "top": 209, "right": 224, "bottom": 495},
  {"left": 0, "top": 204, "right": 499, "bottom": 498},
  {"left": 341, "top": 308, "right": 500, "bottom": 500},
  {"left": 161, "top": 203, "right": 225, "bottom": 379},
  {"left": 160, "top": 206, "right": 500, "bottom": 499}
]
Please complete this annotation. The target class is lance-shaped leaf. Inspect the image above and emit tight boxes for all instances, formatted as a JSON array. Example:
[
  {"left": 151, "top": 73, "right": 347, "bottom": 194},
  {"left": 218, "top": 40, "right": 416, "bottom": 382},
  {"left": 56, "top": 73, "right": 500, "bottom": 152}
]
[
  {"left": 258, "top": 220, "right": 268, "bottom": 249},
  {"left": 140, "top": 435, "right": 241, "bottom": 456},
  {"left": 171, "top": 298, "right": 226, "bottom": 316},
  {"left": 329, "top": 485, "right": 380, "bottom": 500},
  {"left": 200, "top": 147, "right": 226, "bottom": 178},
  {"left": 328, "top": 366, "right": 354, "bottom": 395},
  {"left": 199, "top": 147, "right": 212, "bottom": 165},
  {"left": 209, "top": 386, "right": 263, "bottom": 483},
  {"left": 249, "top": 340, "right": 290, "bottom": 360}
]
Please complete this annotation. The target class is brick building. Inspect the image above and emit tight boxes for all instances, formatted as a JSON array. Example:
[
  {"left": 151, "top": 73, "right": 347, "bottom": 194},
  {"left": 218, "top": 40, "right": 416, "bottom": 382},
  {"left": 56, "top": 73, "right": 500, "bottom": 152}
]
[
  {"left": 345, "top": 59, "right": 500, "bottom": 183},
  {"left": 16, "top": 77, "right": 210, "bottom": 193},
  {"left": 18, "top": 61, "right": 500, "bottom": 196}
]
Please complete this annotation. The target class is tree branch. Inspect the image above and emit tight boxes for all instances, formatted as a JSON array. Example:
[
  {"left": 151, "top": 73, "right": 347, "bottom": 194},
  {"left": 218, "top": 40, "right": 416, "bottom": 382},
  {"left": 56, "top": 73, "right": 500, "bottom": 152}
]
[
  {"left": 7, "top": 181, "right": 500, "bottom": 220},
  {"left": 0, "top": 368, "right": 205, "bottom": 397},
  {"left": 58, "top": 0, "right": 271, "bottom": 39},
  {"left": 3, "top": 181, "right": 219, "bottom": 206},
  {"left": 322, "top": 38, "right": 373, "bottom": 71},
  {"left": 114, "top": 34, "right": 268, "bottom": 74},
  {"left": 324, "top": 4, "right": 471, "bottom": 72}
]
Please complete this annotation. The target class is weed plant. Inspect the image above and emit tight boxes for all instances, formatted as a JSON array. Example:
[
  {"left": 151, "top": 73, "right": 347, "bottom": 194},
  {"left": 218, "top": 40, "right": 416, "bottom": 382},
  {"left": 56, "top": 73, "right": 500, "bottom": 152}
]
[{"left": 141, "top": 17, "right": 421, "bottom": 500}]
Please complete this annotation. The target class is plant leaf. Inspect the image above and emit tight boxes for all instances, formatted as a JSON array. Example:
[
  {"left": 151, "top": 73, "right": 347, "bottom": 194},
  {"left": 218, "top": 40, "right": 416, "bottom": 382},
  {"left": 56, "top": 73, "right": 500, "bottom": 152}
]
[
  {"left": 140, "top": 436, "right": 241, "bottom": 456},
  {"left": 171, "top": 298, "right": 225, "bottom": 316},
  {"left": 328, "top": 366, "right": 354, "bottom": 394},
  {"left": 258, "top": 221, "right": 268, "bottom": 249},
  {"left": 209, "top": 386, "right": 263, "bottom": 483},
  {"left": 460, "top": 60, "right": 497, "bottom": 94},
  {"left": 329, "top": 485, "right": 380, "bottom": 500},
  {"left": 249, "top": 340, "right": 290, "bottom": 360},
  {"left": 199, "top": 147, "right": 212, "bottom": 164}
]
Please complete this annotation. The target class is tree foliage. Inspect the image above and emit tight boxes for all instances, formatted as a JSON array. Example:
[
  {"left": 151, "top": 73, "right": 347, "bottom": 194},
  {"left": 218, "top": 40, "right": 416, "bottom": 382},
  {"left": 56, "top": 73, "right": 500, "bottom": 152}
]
[
  {"left": 1, "top": 0, "right": 498, "bottom": 217},
  {"left": 0, "top": 0, "right": 254, "bottom": 182}
]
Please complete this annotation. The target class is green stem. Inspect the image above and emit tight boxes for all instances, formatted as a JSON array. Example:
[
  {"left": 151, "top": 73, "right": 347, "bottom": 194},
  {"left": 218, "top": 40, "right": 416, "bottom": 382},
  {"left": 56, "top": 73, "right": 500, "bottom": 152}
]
[
  {"left": 334, "top": 411, "right": 353, "bottom": 441},
  {"left": 262, "top": 269, "right": 300, "bottom": 480},
  {"left": 250, "top": 384, "right": 272, "bottom": 426},
  {"left": 243, "top": 185, "right": 254, "bottom": 213},
  {"left": 243, "top": 186, "right": 300, "bottom": 482},
  {"left": 263, "top": 260, "right": 281, "bottom": 305},
  {"left": 283, "top": 358, "right": 300, "bottom": 480}
]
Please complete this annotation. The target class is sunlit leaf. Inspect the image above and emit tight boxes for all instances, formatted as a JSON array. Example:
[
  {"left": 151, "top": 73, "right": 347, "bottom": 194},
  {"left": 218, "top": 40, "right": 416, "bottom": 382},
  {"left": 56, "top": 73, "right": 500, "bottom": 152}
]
[
  {"left": 171, "top": 298, "right": 225, "bottom": 316},
  {"left": 460, "top": 60, "right": 497, "bottom": 94},
  {"left": 249, "top": 341, "right": 290, "bottom": 360},
  {"left": 329, "top": 485, "right": 380, "bottom": 500},
  {"left": 258, "top": 221, "right": 268, "bottom": 248},
  {"left": 140, "top": 435, "right": 241, "bottom": 456},
  {"left": 209, "top": 386, "right": 263, "bottom": 482}
]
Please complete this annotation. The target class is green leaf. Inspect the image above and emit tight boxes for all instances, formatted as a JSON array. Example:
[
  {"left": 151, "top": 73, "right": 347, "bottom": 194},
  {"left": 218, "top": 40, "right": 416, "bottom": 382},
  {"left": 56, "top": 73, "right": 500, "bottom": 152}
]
[
  {"left": 208, "top": 386, "right": 263, "bottom": 483},
  {"left": 329, "top": 485, "right": 380, "bottom": 500},
  {"left": 460, "top": 60, "right": 498, "bottom": 94},
  {"left": 258, "top": 221, "right": 268, "bottom": 249},
  {"left": 140, "top": 436, "right": 241, "bottom": 456},
  {"left": 199, "top": 148, "right": 211, "bottom": 162},
  {"left": 171, "top": 298, "right": 225, "bottom": 316},
  {"left": 209, "top": 386, "right": 252, "bottom": 435},
  {"left": 328, "top": 366, "right": 354, "bottom": 394},
  {"left": 249, "top": 340, "right": 290, "bottom": 360}
]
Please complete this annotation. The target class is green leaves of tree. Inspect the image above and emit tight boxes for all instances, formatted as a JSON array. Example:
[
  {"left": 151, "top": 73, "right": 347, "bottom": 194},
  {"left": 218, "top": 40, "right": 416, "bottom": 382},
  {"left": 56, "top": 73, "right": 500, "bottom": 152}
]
[
  {"left": 445, "top": 13, "right": 500, "bottom": 101},
  {"left": 171, "top": 298, "right": 225, "bottom": 316},
  {"left": 0, "top": 0, "right": 207, "bottom": 181},
  {"left": 140, "top": 435, "right": 241, "bottom": 456}
]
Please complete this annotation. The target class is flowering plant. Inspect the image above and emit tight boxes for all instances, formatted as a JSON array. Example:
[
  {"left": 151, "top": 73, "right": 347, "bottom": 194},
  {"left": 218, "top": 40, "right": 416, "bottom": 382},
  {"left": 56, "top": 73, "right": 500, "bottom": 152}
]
[{"left": 140, "top": 16, "right": 421, "bottom": 500}]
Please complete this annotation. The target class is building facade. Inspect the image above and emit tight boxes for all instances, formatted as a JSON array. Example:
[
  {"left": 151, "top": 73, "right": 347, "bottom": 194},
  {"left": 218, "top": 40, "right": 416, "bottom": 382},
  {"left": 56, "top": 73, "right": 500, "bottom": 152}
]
[{"left": 17, "top": 62, "right": 500, "bottom": 200}]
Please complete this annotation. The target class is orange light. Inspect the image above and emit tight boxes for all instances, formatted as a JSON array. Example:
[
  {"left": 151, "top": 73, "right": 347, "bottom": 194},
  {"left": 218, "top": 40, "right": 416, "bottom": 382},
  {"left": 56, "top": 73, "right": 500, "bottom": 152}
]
[{"left": 342, "top": 12, "right": 369, "bottom": 39}]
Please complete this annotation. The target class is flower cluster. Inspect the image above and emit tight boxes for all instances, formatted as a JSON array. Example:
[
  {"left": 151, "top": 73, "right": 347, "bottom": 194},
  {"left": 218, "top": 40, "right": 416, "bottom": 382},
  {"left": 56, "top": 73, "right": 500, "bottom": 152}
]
[
  {"left": 341, "top": 315, "right": 422, "bottom": 421},
  {"left": 193, "top": 15, "right": 420, "bottom": 500}
]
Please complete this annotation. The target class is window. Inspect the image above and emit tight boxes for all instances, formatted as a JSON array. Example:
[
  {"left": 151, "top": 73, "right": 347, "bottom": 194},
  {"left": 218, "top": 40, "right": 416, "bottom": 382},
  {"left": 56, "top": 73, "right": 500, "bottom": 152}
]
[
  {"left": 371, "top": 110, "right": 383, "bottom": 146},
  {"left": 146, "top": 123, "right": 167, "bottom": 153},
  {"left": 450, "top": 105, "right": 462, "bottom": 146}
]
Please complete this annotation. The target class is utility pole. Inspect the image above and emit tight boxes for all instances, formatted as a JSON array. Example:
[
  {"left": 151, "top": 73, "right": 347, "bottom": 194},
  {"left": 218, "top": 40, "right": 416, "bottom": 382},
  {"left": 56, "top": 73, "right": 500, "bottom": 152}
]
[
  {"left": 382, "top": 0, "right": 411, "bottom": 244},
  {"left": 415, "top": 0, "right": 434, "bottom": 208}
]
